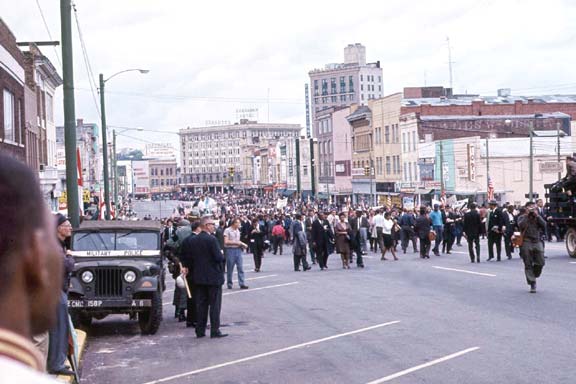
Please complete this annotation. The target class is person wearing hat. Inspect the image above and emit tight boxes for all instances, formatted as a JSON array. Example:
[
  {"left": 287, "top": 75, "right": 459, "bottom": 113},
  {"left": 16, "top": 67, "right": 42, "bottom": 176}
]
[
  {"left": 486, "top": 200, "right": 506, "bottom": 261},
  {"left": 46, "top": 214, "right": 75, "bottom": 376}
]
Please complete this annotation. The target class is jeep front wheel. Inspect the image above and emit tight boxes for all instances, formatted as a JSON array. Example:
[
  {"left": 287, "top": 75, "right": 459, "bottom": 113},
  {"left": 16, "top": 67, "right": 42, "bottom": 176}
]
[{"left": 138, "top": 291, "right": 162, "bottom": 335}]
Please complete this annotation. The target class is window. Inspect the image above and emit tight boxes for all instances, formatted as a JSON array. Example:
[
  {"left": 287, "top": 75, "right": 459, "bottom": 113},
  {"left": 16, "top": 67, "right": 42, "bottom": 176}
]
[
  {"left": 340, "top": 76, "right": 346, "bottom": 93},
  {"left": 360, "top": 84, "right": 364, "bottom": 91},
  {"left": 386, "top": 156, "right": 391, "bottom": 175},
  {"left": 303, "top": 165, "right": 308, "bottom": 176},
  {"left": 330, "top": 78, "right": 337, "bottom": 94},
  {"left": 412, "top": 131, "right": 417, "bottom": 150},
  {"left": 414, "top": 163, "right": 418, "bottom": 181},
  {"left": 360, "top": 74, "right": 363, "bottom": 81},
  {"left": 409, "top": 162, "right": 413, "bottom": 181},
  {"left": 3, "top": 90, "right": 15, "bottom": 143},
  {"left": 321, "top": 79, "right": 328, "bottom": 95},
  {"left": 378, "top": 76, "right": 381, "bottom": 83},
  {"left": 349, "top": 76, "right": 354, "bottom": 92},
  {"left": 340, "top": 95, "right": 347, "bottom": 102},
  {"left": 313, "top": 80, "right": 319, "bottom": 96},
  {"left": 402, "top": 132, "right": 406, "bottom": 152},
  {"left": 404, "top": 162, "right": 407, "bottom": 181},
  {"left": 385, "top": 126, "right": 389, "bottom": 144}
]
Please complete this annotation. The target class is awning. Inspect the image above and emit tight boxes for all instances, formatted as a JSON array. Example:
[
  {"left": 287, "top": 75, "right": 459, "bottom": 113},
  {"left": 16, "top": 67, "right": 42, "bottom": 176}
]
[
  {"left": 301, "top": 191, "right": 312, "bottom": 199},
  {"left": 317, "top": 192, "right": 330, "bottom": 200},
  {"left": 282, "top": 189, "right": 296, "bottom": 197}
]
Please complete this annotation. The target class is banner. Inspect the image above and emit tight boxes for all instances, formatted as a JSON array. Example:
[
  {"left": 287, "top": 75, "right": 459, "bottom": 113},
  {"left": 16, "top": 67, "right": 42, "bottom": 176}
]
[{"left": 277, "top": 198, "right": 288, "bottom": 209}]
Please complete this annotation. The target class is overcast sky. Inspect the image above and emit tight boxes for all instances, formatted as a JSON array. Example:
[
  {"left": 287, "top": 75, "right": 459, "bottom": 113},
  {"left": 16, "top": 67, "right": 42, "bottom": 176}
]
[{"left": 5, "top": 0, "right": 576, "bottom": 152}]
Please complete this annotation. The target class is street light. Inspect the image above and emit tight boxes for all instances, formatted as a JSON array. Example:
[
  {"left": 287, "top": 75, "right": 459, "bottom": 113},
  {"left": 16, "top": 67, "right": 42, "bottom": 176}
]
[{"left": 99, "top": 69, "right": 149, "bottom": 219}]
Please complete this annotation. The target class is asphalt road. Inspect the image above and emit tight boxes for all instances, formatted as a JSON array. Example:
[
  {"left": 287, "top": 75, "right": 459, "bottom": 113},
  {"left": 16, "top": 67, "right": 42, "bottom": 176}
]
[{"left": 79, "top": 238, "right": 576, "bottom": 384}]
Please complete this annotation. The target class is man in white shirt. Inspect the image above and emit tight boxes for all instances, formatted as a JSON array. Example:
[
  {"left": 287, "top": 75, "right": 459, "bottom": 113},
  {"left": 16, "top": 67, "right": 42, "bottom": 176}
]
[
  {"left": 373, "top": 209, "right": 386, "bottom": 255},
  {"left": 224, "top": 219, "right": 249, "bottom": 290}
]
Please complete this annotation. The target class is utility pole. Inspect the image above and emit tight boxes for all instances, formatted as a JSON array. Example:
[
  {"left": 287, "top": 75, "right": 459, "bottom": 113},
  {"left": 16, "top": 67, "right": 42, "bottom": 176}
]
[
  {"left": 439, "top": 141, "right": 445, "bottom": 199},
  {"left": 310, "top": 138, "right": 316, "bottom": 199},
  {"left": 295, "top": 138, "right": 301, "bottom": 199},
  {"left": 447, "top": 37, "right": 454, "bottom": 91},
  {"left": 99, "top": 74, "right": 111, "bottom": 219},
  {"left": 557, "top": 121, "right": 562, "bottom": 181},
  {"left": 370, "top": 156, "right": 374, "bottom": 207},
  {"left": 485, "top": 137, "right": 489, "bottom": 202},
  {"left": 60, "top": 0, "right": 80, "bottom": 227},
  {"left": 113, "top": 130, "right": 118, "bottom": 211},
  {"left": 529, "top": 120, "right": 534, "bottom": 202}
]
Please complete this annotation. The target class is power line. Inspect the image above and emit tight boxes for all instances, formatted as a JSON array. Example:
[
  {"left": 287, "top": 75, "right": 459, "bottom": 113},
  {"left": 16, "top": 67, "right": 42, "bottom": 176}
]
[
  {"left": 34, "top": 0, "right": 61, "bottom": 66},
  {"left": 71, "top": 1, "right": 101, "bottom": 118}
]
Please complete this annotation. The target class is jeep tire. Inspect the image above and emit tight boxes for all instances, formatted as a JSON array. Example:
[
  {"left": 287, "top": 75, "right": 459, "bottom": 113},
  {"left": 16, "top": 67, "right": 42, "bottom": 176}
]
[
  {"left": 71, "top": 312, "right": 93, "bottom": 329},
  {"left": 138, "top": 290, "right": 162, "bottom": 335},
  {"left": 566, "top": 227, "right": 576, "bottom": 258}
]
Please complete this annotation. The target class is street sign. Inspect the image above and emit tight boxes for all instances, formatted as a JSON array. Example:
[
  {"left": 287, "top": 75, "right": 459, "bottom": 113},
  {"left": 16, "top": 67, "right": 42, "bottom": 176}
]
[{"left": 539, "top": 162, "right": 562, "bottom": 173}]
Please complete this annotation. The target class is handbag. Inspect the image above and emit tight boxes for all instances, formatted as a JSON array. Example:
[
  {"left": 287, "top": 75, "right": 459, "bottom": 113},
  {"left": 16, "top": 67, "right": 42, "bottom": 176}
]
[
  {"left": 428, "top": 230, "right": 436, "bottom": 241},
  {"left": 512, "top": 228, "right": 527, "bottom": 248}
]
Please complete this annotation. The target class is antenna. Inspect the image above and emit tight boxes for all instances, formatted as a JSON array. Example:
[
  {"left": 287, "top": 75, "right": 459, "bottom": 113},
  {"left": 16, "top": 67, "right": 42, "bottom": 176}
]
[{"left": 447, "top": 37, "right": 455, "bottom": 91}]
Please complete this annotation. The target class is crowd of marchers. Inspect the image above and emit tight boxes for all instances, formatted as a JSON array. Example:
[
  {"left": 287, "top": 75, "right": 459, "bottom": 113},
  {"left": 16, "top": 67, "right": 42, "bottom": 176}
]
[{"left": 157, "top": 193, "right": 550, "bottom": 339}]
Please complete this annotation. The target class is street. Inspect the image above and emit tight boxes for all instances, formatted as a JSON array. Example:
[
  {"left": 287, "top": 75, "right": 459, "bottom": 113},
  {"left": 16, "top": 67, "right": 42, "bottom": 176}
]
[{"left": 79, "top": 239, "right": 576, "bottom": 384}]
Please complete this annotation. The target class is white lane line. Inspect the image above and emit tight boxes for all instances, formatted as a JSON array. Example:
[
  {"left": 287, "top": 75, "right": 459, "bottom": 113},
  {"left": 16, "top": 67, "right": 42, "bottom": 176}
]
[
  {"left": 141, "top": 320, "right": 401, "bottom": 384},
  {"left": 432, "top": 266, "right": 496, "bottom": 277},
  {"left": 223, "top": 282, "right": 299, "bottom": 296},
  {"left": 243, "top": 274, "right": 278, "bottom": 282},
  {"left": 449, "top": 251, "right": 468, "bottom": 255},
  {"left": 570, "top": 262, "right": 576, "bottom": 264},
  {"left": 365, "top": 347, "right": 480, "bottom": 383}
]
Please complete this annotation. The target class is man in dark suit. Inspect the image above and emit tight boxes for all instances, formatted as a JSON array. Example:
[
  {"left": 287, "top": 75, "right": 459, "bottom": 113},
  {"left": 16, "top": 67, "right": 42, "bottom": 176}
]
[
  {"left": 347, "top": 210, "right": 365, "bottom": 268},
  {"left": 179, "top": 221, "right": 201, "bottom": 328},
  {"left": 463, "top": 203, "right": 483, "bottom": 263},
  {"left": 311, "top": 212, "right": 331, "bottom": 270},
  {"left": 181, "top": 217, "right": 227, "bottom": 339},
  {"left": 487, "top": 200, "right": 506, "bottom": 261},
  {"left": 503, "top": 204, "right": 517, "bottom": 259}
]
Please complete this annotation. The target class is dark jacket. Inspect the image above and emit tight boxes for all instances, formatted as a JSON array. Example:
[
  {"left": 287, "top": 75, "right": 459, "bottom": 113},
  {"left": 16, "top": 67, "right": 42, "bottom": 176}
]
[
  {"left": 311, "top": 218, "right": 331, "bottom": 246},
  {"left": 60, "top": 239, "right": 74, "bottom": 293},
  {"left": 414, "top": 215, "right": 431, "bottom": 239},
  {"left": 292, "top": 221, "right": 307, "bottom": 256},
  {"left": 518, "top": 212, "right": 547, "bottom": 242},
  {"left": 487, "top": 207, "right": 506, "bottom": 233},
  {"left": 399, "top": 213, "right": 415, "bottom": 227},
  {"left": 180, "top": 231, "right": 224, "bottom": 286},
  {"left": 463, "top": 209, "right": 482, "bottom": 237}
]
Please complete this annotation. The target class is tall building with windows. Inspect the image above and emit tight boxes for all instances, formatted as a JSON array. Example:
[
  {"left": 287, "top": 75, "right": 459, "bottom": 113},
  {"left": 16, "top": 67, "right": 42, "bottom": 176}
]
[
  {"left": 309, "top": 44, "right": 383, "bottom": 126},
  {"left": 179, "top": 119, "right": 301, "bottom": 193}
]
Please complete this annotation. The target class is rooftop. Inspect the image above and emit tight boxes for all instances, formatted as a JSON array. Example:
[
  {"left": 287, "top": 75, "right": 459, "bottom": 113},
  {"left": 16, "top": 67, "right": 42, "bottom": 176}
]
[
  {"left": 419, "top": 112, "right": 571, "bottom": 121},
  {"left": 403, "top": 94, "right": 576, "bottom": 107}
]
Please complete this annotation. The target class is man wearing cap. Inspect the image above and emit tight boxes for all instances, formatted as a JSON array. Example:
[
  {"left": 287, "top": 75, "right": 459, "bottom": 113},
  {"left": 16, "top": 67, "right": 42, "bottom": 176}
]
[
  {"left": 0, "top": 154, "right": 63, "bottom": 382},
  {"left": 46, "top": 213, "right": 75, "bottom": 376},
  {"left": 487, "top": 200, "right": 506, "bottom": 261},
  {"left": 181, "top": 217, "right": 227, "bottom": 338}
]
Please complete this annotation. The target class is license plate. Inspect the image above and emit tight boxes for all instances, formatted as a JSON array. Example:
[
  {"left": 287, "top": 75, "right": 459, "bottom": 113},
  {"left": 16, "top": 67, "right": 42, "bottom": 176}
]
[{"left": 68, "top": 299, "right": 152, "bottom": 308}]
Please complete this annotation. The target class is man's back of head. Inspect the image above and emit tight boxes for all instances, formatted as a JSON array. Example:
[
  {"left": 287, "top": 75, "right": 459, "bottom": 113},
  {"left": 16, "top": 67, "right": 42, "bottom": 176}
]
[{"left": 0, "top": 155, "right": 62, "bottom": 372}]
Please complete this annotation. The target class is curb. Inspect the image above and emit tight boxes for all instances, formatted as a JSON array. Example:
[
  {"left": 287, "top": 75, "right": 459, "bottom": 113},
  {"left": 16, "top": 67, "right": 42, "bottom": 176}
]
[{"left": 56, "top": 329, "right": 87, "bottom": 383}]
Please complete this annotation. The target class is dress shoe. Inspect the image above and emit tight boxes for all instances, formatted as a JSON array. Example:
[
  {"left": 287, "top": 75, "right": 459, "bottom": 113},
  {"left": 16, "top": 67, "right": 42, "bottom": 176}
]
[
  {"left": 186, "top": 322, "right": 197, "bottom": 328},
  {"left": 357, "top": 264, "right": 364, "bottom": 268},
  {"left": 211, "top": 331, "right": 228, "bottom": 338},
  {"left": 507, "top": 255, "right": 512, "bottom": 260},
  {"left": 294, "top": 269, "right": 301, "bottom": 271},
  {"left": 304, "top": 266, "right": 311, "bottom": 271},
  {"left": 178, "top": 313, "right": 186, "bottom": 322},
  {"left": 50, "top": 368, "right": 75, "bottom": 376},
  {"left": 227, "top": 285, "right": 233, "bottom": 289},
  {"left": 196, "top": 333, "right": 206, "bottom": 338},
  {"left": 240, "top": 285, "right": 249, "bottom": 289},
  {"left": 487, "top": 257, "right": 493, "bottom": 261},
  {"left": 530, "top": 282, "right": 537, "bottom": 293}
]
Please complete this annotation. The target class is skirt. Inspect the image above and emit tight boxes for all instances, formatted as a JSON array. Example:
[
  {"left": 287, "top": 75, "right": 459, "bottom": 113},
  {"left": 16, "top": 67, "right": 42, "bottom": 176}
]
[{"left": 383, "top": 234, "right": 393, "bottom": 248}]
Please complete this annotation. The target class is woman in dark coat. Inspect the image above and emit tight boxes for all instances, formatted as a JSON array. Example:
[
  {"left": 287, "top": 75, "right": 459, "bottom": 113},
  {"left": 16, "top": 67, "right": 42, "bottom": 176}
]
[
  {"left": 249, "top": 218, "right": 265, "bottom": 272},
  {"left": 334, "top": 212, "right": 352, "bottom": 269}
]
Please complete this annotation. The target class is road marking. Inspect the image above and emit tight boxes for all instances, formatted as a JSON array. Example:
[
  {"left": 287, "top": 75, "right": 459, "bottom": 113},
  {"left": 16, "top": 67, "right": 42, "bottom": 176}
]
[
  {"left": 141, "top": 320, "right": 401, "bottom": 384},
  {"left": 243, "top": 274, "right": 278, "bottom": 281},
  {"left": 449, "top": 251, "right": 468, "bottom": 255},
  {"left": 432, "top": 266, "right": 496, "bottom": 277},
  {"left": 570, "top": 262, "right": 576, "bottom": 264},
  {"left": 365, "top": 347, "right": 480, "bottom": 383},
  {"left": 223, "top": 282, "right": 299, "bottom": 296}
]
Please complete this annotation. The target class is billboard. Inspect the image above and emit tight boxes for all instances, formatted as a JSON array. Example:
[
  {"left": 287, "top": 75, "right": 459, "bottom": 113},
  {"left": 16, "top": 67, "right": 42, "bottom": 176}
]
[{"left": 132, "top": 161, "right": 150, "bottom": 195}]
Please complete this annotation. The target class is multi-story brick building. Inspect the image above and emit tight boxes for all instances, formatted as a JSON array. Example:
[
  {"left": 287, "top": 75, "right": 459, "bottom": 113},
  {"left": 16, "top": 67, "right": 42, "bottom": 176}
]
[
  {"left": 0, "top": 19, "right": 26, "bottom": 163},
  {"left": 149, "top": 159, "right": 178, "bottom": 196}
]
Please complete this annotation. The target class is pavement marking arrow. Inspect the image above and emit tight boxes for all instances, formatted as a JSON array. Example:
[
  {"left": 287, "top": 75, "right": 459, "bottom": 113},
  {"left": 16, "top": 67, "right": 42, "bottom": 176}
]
[
  {"left": 365, "top": 346, "right": 480, "bottom": 383},
  {"left": 432, "top": 266, "right": 496, "bottom": 277},
  {"left": 140, "top": 320, "right": 400, "bottom": 384}
]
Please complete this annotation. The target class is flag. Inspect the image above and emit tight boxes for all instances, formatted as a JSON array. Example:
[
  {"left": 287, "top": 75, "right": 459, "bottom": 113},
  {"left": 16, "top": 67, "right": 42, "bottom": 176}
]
[
  {"left": 76, "top": 147, "right": 83, "bottom": 187},
  {"left": 487, "top": 176, "right": 494, "bottom": 201}
]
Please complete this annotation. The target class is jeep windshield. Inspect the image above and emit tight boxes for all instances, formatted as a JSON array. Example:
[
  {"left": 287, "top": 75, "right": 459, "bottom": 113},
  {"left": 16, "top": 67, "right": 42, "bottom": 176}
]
[{"left": 73, "top": 231, "right": 158, "bottom": 252}]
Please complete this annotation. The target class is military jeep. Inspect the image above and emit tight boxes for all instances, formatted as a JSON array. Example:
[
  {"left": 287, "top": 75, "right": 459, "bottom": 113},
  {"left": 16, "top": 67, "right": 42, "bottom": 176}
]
[{"left": 68, "top": 220, "right": 165, "bottom": 335}]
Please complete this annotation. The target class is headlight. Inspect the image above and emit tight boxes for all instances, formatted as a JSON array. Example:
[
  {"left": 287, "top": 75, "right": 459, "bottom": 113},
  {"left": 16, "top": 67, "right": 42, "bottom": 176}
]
[
  {"left": 124, "top": 270, "right": 137, "bottom": 283},
  {"left": 81, "top": 270, "right": 94, "bottom": 284}
]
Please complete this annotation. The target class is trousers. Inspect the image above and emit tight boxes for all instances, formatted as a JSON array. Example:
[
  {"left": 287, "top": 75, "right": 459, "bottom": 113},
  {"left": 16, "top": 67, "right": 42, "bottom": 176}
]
[
  {"left": 195, "top": 285, "right": 223, "bottom": 336},
  {"left": 488, "top": 232, "right": 503, "bottom": 260},
  {"left": 520, "top": 240, "right": 545, "bottom": 285},
  {"left": 226, "top": 248, "right": 245, "bottom": 288},
  {"left": 47, "top": 292, "right": 69, "bottom": 372}
]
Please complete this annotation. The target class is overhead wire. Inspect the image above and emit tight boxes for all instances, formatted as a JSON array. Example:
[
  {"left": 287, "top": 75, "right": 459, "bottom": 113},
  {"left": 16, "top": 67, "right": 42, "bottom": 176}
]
[
  {"left": 71, "top": 1, "right": 101, "bottom": 119},
  {"left": 34, "top": 0, "right": 62, "bottom": 67}
]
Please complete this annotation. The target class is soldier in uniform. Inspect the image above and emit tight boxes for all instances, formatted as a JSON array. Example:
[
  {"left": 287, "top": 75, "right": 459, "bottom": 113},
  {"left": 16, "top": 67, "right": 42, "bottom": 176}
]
[{"left": 517, "top": 201, "right": 547, "bottom": 293}]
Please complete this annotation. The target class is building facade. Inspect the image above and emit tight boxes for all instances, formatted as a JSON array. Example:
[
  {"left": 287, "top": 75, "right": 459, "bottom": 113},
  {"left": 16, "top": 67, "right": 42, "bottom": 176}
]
[
  {"left": 309, "top": 44, "right": 383, "bottom": 124},
  {"left": 0, "top": 19, "right": 26, "bottom": 163},
  {"left": 179, "top": 120, "right": 301, "bottom": 193},
  {"left": 149, "top": 159, "right": 178, "bottom": 195}
]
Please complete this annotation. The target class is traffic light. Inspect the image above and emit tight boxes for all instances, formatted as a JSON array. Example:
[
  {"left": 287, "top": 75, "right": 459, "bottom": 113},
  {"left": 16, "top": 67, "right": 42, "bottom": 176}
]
[
  {"left": 364, "top": 166, "right": 370, "bottom": 176},
  {"left": 228, "top": 167, "right": 235, "bottom": 177}
]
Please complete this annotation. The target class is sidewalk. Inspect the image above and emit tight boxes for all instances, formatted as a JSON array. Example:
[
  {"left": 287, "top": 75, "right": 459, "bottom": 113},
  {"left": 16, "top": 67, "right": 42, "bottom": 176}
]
[{"left": 56, "top": 329, "right": 88, "bottom": 383}]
